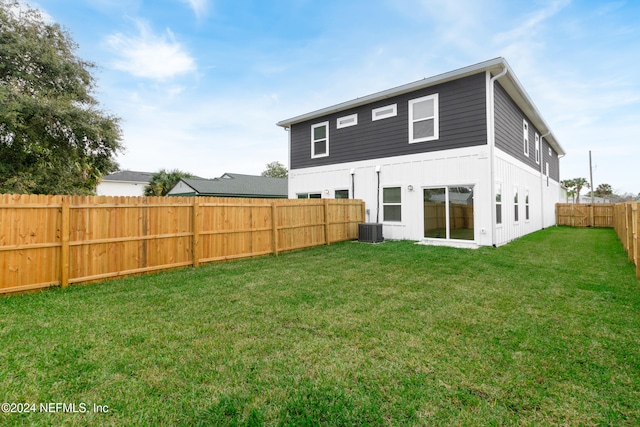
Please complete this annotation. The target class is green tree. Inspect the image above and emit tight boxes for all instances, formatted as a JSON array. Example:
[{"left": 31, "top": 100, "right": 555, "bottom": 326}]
[
  {"left": 572, "top": 178, "right": 589, "bottom": 204},
  {"left": 594, "top": 183, "right": 613, "bottom": 201},
  {"left": 261, "top": 161, "right": 288, "bottom": 178},
  {"left": 144, "top": 169, "right": 195, "bottom": 196},
  {"left": 0, "top": 1, "right": 123, "bottom": 194},
  {"left": 561, "top": 179, "right": 576, "bottom": 203}
]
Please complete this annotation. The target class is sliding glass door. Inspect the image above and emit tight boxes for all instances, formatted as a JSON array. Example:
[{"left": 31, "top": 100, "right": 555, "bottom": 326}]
[{"left": 423, "top": 186, "right": 474, "bottom": 241}]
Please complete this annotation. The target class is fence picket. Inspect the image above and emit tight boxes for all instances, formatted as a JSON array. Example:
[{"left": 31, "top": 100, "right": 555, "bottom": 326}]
[{"left": 0, "top": 195, "right": 365, "bottom": 294}]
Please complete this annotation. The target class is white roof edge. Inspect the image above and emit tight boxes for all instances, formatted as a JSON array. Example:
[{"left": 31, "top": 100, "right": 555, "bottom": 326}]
[{"left": 276, "top": 57, "right": 565, "bottom": 156}]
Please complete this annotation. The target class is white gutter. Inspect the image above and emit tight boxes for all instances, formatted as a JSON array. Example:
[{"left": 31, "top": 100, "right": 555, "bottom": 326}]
[{"left": 489, "top": 66, "right": 508, "bottom": 247}]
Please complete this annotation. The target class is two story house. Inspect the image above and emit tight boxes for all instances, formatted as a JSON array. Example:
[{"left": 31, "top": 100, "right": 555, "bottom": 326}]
[{"left": 277, "top": 58, "right": 565, "bottom": 247}]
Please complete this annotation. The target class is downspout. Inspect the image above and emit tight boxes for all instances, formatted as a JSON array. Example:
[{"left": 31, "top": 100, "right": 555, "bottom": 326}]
[
  {"left": 285, "top": 127, "right": 291, "bottom": 199},
  {"left": 539, "top": 131, "right": 551, "bottom": 228},
  {"left": 489, "top": 66, "right": 508, "bottom": 247}
]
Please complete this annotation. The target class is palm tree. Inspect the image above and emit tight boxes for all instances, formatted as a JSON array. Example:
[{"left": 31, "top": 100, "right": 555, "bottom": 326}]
[
  {"left": 144, "top": 169, "right": 195, "bottom": 196},
  {"left": 595, "top": 183, "right": 613, "bottom": 202},
  {"left": 572, "top": 178, "right": 589, "bottom": 203}
]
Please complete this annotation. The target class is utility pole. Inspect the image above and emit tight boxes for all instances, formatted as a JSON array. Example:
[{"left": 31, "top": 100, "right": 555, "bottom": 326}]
[{"left": 589, "top": 150, "right": 594, "bottom": 204}]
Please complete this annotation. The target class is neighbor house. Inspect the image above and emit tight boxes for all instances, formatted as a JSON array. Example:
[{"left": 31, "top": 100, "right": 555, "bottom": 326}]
[
  {"left": 96, "top": 170, "right": 153, "bottom": 196},
  {"left": 277, "top": 57, "right": 565, "bottom": 247},
  {"left": 167, "top": 173, "right": 288, "bottom": 198}
]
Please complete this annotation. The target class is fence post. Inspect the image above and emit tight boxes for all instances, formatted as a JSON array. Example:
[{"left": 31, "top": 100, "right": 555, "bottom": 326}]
[
  {"left": 589, "top": 204, "right": 594, "bottom": 227},
  {"left": 271, "top": 201, "right": 279, "bottom": 256},
  {"left": 60, "top": 197, "right": 70, "bottom": 287},
  {"left": 324, "top": 199, "right": 331, "bottom": 245},
  {"left": 192, "top": 201, "right": 200, "bottom": 268}
]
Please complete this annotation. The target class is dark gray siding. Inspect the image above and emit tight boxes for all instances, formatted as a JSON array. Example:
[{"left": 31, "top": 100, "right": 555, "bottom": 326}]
[
  {"left": 290, "top": 73, "right": 487, "bottom": 170},
  {"left": 494, "top": 82, "right": 560, "bottom": 181}
]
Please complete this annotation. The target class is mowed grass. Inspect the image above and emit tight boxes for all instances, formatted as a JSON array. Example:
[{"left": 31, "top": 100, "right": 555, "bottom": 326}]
[{"left": 1, "top": 227, "right": 639, "bottom": 426}]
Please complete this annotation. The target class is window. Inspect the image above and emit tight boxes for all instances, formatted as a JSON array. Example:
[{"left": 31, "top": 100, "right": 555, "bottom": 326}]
[
  {"left": 496, "top": 183, "right": 502, "bottom": 225},
  {"left": 545, "top": 162, "right": 550, "bottom": 187},
  {"left": 311, "top": 122, "right": 329, "bottom": 158},
  {"left": 337, "top": 114, "right": 357, "bottom": 129},
  {"left": 535, "top": 133, "right": 540, "bottom": 164},
  {"left": 335, "top": 189, "right": 349, "bottom": 199},
  {"left": 383, "top": 187, "right": 401, "bottom": 222},
  {"left": 424, "top": 186, "right": 474, "bottom": 241},
  {"left": 548, "top": 147, "right": 552, "bottom": 156},
  {"left": 514, "top": 187, "right": 519, "bottom": 223},
  {"left": 525, "top": 190, "right": 530, "bottom": 221},
  {"left": 523, "top": 120, "right": 529, "bottom": 157},
  {"left": 372, "top": 104, "right": 397, "bottom": 121},
  {"left": 297, "top": 193, "right": 321, "bottom": 199},
  {"left": 409, "top": 94, "right": 439, "bottom": 143}
]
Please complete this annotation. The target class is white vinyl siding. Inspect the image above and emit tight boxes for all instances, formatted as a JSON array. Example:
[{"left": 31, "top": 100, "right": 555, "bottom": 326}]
[
  {"left": 513, "top": 187, "right": 519, "bottom": 223},
  {"left": 372, "top": 104, "right": 397, "bottom": 121},
  {"left": 409, "top": 94, "right": 439, "bottom": 143},
  {"left": 311, "top": 122, "right": 329, "bottom": 159},
  {"left": 496, "top": 182, "right": 502, "bottom": 225}
]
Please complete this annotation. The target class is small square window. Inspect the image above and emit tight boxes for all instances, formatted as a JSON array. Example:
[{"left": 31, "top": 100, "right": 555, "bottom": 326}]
[{"left": 372, "top": 104, "right": 397, "bottom": 121}]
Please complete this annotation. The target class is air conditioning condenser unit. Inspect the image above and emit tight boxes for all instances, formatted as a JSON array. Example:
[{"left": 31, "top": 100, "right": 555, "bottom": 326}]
[{"left": 358, "top": 223, "right": 383, "bottom": 243}]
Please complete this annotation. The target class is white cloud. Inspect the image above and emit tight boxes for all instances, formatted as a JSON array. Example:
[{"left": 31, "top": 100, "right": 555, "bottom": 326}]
[
  {"left": 179, "top": 0, "right": 209, "bottom": 19},
  {"left": 105, "top": 19, "right": 196, "bottom": 80}
]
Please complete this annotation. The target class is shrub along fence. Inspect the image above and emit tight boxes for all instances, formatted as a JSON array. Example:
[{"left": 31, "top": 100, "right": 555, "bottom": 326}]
[
  {"left": 0, "top": 194, "right": 365, "bottom": 294},
  {"left": 556, "top": 202, "right": 639, "bottom": 279}
]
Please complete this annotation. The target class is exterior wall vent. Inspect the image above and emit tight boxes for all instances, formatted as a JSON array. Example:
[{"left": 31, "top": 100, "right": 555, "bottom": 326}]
[{"left": 358, "top": 223, "right": 384, "bottom": 243}]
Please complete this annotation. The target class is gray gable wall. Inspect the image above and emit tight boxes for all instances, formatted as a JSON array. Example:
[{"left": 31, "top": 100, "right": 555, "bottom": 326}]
[
  {"left": 494, "top": 82, "right": 560, "bottom": 181},
  {"left": 290, "top": 72, "right": 488, "bottom": 170}
]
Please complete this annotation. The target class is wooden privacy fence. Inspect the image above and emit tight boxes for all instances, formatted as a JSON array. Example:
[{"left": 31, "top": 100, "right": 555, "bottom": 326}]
[
  {"left": 0, "top": 194, "right": 365, "bottom": 294},
  {"left": 612, "top": 202, "right": 639, "bottom": 279},
  {"left": 556, "top": 203, "right": 615, "bottom": 228}
]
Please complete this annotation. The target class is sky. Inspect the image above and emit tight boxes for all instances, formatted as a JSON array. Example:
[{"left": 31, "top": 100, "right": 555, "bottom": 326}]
[{"left": 22, "top": 0, "right": 640, "bottom": 195}]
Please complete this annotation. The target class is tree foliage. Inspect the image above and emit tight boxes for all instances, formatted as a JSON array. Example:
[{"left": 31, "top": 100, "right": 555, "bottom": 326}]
[
  {"left": 144, "top": 169, "right": 195, "bottom": 196},
  {"left": 0, "top": 1, "right": 122, "bottom": 194},
  {"left": 261, "top": 161, "right": 288, "bottom": 178},
  {"left": 562, "top": 178, "right": 590, "bottom": 203}
]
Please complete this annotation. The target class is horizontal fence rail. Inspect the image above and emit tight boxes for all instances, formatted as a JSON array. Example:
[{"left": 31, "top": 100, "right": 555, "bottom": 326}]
[
  {"left": 0, "top": 194, "right": 365, "bottom": 294},
  {"left": 557, "top": 202, "right": 639, "bottom": 279}
]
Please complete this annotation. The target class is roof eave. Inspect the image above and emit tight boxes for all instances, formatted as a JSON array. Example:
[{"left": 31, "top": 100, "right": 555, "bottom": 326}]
[{"left": 276, "top": 57, "right": 506, "bottom": 128}]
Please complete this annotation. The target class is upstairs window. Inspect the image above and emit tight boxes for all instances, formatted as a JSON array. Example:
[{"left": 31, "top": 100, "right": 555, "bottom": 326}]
[
  {"left": 311, "top": 122, "right": 329, "bottom": 158},
  {"left": 337, "top": 114, "right": 357, "bottom": 129},
  {"left": 535, "top": 133, "right": 540, "bottom": 164},
  {"left": 523, "top": 120, "right": 529, "bottom": 157},
  {"left": 372, "top": 104, "right": 397, "bottom": 121},
  {"left": 409, "top": 94, "right": 439, "bottom": 143}
]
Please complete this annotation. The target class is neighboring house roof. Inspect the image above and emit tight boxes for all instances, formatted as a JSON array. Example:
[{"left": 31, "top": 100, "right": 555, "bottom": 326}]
[
  {"left": 276, "top": 57, "right": 565, "bottom": 157},
  {"left": 168, "top": 173, "right": 288, "bottom": 198},
  {"left": 101, "top": 170, "right": 154, "bottom": 184}
]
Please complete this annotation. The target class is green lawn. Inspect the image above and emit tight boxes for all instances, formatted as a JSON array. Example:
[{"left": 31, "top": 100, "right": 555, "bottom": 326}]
[{"left": 1, "top": 227, "right": 639, "bottom": 426}]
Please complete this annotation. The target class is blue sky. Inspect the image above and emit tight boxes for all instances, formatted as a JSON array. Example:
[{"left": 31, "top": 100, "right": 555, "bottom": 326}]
[{"left": 26, "top": 0, "right": 639, "bottom": 195}]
